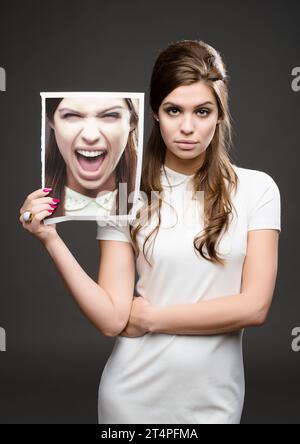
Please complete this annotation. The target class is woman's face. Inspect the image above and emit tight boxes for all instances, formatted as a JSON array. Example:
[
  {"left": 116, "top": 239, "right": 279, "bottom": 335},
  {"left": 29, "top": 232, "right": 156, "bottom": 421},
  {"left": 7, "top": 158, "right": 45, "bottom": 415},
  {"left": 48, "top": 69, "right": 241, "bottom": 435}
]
[
  {"left": 50, "top": 97, "right": 133, "bottom": 195},
  {"left": 156, "top": 81, "right": 220, "bottom": 174}
]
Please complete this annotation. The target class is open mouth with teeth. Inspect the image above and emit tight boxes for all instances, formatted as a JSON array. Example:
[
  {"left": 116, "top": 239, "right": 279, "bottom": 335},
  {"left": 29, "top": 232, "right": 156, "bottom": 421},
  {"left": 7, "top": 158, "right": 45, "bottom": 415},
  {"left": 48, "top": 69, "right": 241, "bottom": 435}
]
[{"left": 75, "top": 149, "right": 108, "bottom": 172}]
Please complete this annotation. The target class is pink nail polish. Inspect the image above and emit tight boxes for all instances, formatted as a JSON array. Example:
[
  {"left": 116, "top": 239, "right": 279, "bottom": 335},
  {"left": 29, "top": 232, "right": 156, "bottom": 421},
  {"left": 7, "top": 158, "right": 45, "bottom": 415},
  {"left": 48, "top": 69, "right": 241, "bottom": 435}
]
[
  {"left": 52, "top": 198, "right": 60, "bottom": 203},
  {"left": 43, "top": 188, "right": 52, "bottom": 192},
  {"left": 50, "top": 204, "right": 57, "bottom": 208},
  {"left": 47, "top": 209, "right": 55, "bottom": 213}
]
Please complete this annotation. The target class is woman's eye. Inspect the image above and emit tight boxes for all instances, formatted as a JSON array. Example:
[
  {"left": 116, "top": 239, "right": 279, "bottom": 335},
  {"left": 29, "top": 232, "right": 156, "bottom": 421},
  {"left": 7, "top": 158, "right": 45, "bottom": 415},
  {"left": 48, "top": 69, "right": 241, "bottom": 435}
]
[
  {"left": 102, "top": 113, "right": 121, "bottom": 119},
  {"left": 197, "top": 109, "right": 210, "bottom": 116},
  {"left": 62, "top": 113, "right": 80, "bottom": 119},
  {"left": 166, "top": 107, "right": 180, "bottom": 115},
  {"left": 61, "top": 113, "right": 121, "bottom": 120}
]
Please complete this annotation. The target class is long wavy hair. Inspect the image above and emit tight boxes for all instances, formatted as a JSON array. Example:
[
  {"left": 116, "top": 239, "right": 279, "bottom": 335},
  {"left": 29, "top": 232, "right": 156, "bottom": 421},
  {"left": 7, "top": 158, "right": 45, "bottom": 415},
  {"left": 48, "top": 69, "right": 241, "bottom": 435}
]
[
  {"left": 45, "top": 98, "right": 139, "bottom": 218},
  {"left": 129, "top": 39, "right": 239, "bottom": 266}
]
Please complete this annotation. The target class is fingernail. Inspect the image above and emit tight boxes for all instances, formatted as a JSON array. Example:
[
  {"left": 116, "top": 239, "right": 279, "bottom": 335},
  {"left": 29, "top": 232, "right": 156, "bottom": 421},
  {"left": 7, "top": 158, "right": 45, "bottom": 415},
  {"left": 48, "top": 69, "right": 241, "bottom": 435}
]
[
  {"left": 52, "top": 198, "right": 60, "bottom": 203},
  {"left": 43, "top": 188, "right": 52, "bottom": 192},
  {"left": 48, "top": 209, "right": 55, "bottom": 213},
  {"left": 50, "top": 204, "right": 57, "bottom": 208}
]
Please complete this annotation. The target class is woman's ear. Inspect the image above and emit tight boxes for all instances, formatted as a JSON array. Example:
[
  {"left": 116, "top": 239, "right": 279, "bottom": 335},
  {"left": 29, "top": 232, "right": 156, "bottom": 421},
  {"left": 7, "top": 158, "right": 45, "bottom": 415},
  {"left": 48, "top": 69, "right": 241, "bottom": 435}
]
[
  {"left": 47, "top": 118, "right": 54, "bottom": 130},
  {"left": 129, "top": 121, "right": 137, "bottom": 132}
]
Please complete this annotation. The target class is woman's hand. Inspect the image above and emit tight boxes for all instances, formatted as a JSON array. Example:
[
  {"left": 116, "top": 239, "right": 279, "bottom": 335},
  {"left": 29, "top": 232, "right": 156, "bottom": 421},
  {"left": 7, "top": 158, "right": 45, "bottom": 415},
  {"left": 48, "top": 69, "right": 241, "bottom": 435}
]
[
  {"left": 119, "top": 296, "right": 154, "bottom": 338},
  {"left": 19, "top": 188, "right": 60, "bottom": 246}
]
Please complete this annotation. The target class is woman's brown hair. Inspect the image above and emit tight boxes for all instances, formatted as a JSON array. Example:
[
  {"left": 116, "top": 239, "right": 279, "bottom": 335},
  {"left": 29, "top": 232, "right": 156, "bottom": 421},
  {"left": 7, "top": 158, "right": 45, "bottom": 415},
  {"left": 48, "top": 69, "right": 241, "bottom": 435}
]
[
  {"left": 44, "top": 97, "right": 139, "bottom": 218},
  {"left": 129, "top": 39, "right": 239, "bottom": 266}
]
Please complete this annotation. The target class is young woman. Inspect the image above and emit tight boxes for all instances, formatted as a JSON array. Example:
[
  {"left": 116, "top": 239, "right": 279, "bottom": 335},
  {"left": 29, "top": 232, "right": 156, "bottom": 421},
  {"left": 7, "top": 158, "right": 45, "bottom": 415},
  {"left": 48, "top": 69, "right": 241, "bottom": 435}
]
[
  {"left": 44, "top": 96, "right": 138, "bottom": 219},
  {"left": 19, "top": 39, "right": 281, "bottom": 424}
]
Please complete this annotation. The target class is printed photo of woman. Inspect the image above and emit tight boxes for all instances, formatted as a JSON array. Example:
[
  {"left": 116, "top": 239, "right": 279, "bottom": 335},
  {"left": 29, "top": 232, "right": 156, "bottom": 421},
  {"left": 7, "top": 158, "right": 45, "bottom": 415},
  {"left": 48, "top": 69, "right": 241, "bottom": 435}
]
[{"left": 42, "top": 93, "right": 143, "bottom": 222}]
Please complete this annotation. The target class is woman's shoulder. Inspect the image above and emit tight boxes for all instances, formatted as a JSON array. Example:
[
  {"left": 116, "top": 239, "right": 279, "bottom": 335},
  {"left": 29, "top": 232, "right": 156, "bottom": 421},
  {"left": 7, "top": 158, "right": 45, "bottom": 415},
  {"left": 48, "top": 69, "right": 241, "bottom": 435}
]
[
  {"left": 231, "top": 165, "right": 281, "bottom": 232},
  {"left": 231, "top": 164, "right": 280, "bottom": 190},
  {"left": 95, "top": 218, "right": 133, "bottom": 244}
]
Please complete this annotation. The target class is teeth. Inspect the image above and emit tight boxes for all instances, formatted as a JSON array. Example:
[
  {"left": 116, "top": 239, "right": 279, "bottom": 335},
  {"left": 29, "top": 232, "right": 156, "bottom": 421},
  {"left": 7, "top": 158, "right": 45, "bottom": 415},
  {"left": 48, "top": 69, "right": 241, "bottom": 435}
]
[{"left": 76, "top": 150, "right": 106, "bottom": 158}]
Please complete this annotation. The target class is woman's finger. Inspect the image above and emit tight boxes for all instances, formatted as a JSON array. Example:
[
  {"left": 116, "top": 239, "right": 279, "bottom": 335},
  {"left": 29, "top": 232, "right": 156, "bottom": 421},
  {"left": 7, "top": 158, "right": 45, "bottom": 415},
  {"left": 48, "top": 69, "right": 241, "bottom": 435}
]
[
  {"left": 20, "top": 197, "right": 60, "bottom": 218},
  {"left": 21, "top": 196, "right": 59, "bottom": 209},
  {"left": 28, "top": 210, "right": 57, "bottom": 231},
  {"left": 30, "top": 203, "right": 59, "bottom": 214},
  {"left": 20, "top": 188, "right": 53, "bottom": 214},
  {"left": 27, "top": 187, "right": 53, "bottom": 201},
  {"left": 20, "top": 204, "right": 57, "bottom": 223}
]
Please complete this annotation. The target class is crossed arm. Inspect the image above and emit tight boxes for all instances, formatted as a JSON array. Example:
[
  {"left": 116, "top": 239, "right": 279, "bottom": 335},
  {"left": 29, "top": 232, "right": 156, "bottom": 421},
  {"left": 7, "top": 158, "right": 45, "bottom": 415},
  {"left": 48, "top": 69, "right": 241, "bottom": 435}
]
[
  {"left": 120, "top": 229, "right": 280, "bottom": 337},
  {"left": 43, "top": 228, "right": 279, "bottom": 338}
]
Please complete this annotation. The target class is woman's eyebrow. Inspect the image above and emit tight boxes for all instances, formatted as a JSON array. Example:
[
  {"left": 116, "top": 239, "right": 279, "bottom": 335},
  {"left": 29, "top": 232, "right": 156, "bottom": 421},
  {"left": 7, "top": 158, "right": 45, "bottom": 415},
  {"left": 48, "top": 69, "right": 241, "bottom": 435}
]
[
  {"left": 58, "top": 106, "right": 125, "bottom": 114},
  {"left": 162, "top": 101, "right": 214, "bottom": 108}
]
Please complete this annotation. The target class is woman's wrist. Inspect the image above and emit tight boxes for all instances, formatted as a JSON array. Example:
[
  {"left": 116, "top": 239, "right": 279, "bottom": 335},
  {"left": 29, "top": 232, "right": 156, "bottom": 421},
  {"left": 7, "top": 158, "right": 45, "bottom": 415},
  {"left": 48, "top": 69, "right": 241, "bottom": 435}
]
[
  {"left": 146, "top": 305, "right": 161, "bottom": 333},
  {"left": 41, "top": 232, "right": 61, "bottom": 250}
]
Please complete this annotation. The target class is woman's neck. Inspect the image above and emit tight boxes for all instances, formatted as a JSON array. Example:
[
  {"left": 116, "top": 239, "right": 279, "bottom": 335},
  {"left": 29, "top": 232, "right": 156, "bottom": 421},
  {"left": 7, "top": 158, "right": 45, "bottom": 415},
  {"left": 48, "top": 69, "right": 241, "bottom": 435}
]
[{"left": 164, "top": 150, "right": 205, "bottom": 176}]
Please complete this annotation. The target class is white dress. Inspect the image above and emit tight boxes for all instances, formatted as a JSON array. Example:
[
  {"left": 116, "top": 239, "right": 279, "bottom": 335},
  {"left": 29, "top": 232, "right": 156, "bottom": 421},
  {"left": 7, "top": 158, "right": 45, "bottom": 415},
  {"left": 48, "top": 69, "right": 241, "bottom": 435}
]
[{"left": 96, "top": 164, "right": 281, "bottom": 424}]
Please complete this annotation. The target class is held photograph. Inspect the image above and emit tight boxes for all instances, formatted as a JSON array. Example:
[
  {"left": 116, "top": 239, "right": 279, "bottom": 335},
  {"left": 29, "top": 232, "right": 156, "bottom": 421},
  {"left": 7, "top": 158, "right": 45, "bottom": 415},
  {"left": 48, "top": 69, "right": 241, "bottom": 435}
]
[{"left": 41, "top": 92, "right": 144, "bottom": 224}]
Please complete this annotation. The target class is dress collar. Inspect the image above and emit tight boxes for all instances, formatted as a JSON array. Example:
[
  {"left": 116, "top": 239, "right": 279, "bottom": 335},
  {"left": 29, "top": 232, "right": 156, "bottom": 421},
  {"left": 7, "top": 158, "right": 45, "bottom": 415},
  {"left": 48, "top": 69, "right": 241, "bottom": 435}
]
[
  {"left": 64, "top": 185, "right": 118, "bottom": 211},
  {"left": 160, "top": 164, "right": 194, "bottom": 187}
]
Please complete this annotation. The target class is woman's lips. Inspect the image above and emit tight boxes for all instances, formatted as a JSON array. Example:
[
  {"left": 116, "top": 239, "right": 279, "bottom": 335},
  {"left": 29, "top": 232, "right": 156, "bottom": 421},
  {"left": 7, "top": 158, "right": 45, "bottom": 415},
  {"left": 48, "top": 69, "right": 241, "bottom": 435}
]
[
  {"left": 75, "top": 151, "right": 108, "bottom": 179},
  {"left": 175, "top": 142, "right": 198, "bottom": 150}
]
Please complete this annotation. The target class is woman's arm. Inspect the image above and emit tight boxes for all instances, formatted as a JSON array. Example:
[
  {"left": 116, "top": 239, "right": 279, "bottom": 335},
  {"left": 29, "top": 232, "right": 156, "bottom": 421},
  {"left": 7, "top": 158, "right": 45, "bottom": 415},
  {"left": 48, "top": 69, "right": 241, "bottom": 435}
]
[
  {"left": 20, "top": 188, "right": 135, "bottom": 337},
  {"left": 45, "top": 235, "right": 136, "bottom": 337},
  {"left": 146, "top": 229, "right": 279, "bottom": 335}
]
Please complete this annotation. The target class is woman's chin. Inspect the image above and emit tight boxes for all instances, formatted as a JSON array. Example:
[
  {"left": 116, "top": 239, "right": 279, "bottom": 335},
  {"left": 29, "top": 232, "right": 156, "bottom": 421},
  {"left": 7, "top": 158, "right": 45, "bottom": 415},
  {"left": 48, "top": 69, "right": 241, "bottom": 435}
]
[{"left": 72, "top": 176, "right": 109, "bottom": 194}]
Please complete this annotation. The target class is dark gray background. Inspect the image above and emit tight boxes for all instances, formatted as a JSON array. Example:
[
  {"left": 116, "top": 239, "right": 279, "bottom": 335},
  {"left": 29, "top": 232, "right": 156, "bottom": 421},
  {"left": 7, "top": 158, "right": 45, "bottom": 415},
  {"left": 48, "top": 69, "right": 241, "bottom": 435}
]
[{"left": 0, "top": 0, "right": 299, "bottom": 424}]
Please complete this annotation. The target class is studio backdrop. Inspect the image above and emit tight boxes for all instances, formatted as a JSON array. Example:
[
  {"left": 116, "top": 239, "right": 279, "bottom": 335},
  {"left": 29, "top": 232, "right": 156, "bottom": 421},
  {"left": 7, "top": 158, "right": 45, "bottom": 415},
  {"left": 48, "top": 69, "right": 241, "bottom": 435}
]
[{"left": 0, "top": 0, "right": 299, "bottom": 424}]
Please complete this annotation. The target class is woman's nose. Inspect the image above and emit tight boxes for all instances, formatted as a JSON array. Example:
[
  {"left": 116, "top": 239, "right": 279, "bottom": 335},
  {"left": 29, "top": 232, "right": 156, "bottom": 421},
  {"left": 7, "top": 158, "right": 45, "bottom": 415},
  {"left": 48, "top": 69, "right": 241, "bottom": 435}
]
[
  {"left": 80, "top": 121, "right": 101, "bottom": 143},
  {"left": 180, "top": 115, "right": 195, "bottom": 134}
]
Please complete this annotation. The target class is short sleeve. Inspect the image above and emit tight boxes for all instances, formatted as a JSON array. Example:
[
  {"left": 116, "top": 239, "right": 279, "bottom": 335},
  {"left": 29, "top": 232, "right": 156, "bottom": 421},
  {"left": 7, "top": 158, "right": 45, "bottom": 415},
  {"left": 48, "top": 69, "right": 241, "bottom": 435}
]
[
  {"left": 247, "top": 172, "right": 281, "bottom": 233},
  {"left": 96, "top": 220, "right": 132, "bottom": 243}
]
